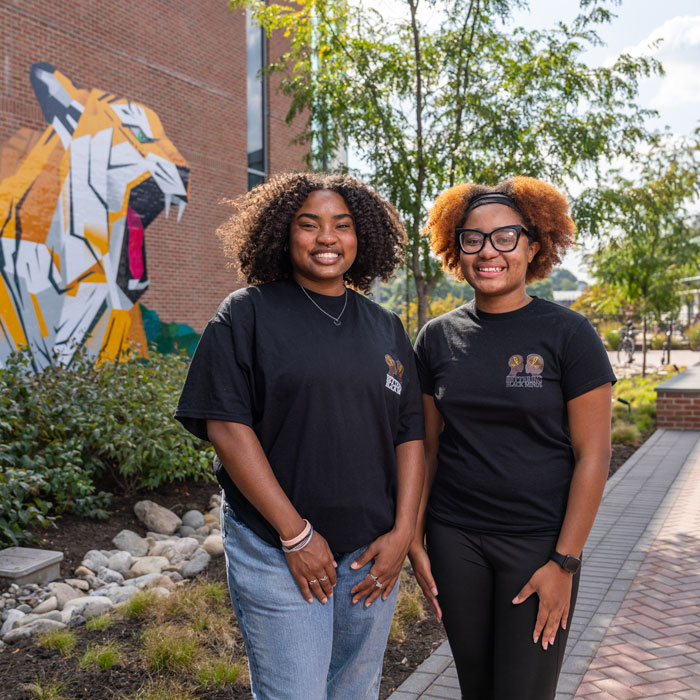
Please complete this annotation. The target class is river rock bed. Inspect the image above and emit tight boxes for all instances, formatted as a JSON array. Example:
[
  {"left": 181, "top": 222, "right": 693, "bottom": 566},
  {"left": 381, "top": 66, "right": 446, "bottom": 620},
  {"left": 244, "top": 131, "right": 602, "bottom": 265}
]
[{"left": 0, "top": 493, "right": 223, "bottom": 647}]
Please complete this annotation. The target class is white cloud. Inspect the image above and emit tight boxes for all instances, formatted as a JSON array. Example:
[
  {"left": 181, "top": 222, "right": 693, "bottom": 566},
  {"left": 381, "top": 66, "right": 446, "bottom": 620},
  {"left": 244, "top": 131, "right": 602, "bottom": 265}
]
[
  {"left": 620, "top": 15, "right": 700, "bottom": 58},
  {"left": 650, "top": 60, "right": 700, "bottom": 108}
]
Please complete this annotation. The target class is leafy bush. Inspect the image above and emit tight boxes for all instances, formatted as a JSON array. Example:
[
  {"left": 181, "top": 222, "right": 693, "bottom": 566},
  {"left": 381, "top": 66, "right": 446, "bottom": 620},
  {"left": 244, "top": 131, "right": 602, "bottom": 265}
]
[
  {"left": 0, "top": 349, "right": 214, "bottom": 546},
  {"left": 686, "top": 323, "right": 700, "bottom": 350},
  {"left": 598, "top": 321, "right": 622, "bottom": 350}
]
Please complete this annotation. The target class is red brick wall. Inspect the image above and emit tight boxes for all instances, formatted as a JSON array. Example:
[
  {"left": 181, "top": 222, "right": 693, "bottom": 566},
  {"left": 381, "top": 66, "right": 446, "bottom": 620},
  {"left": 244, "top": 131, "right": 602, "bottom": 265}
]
[
  {"left": 1, "top": 0, "right": 307, "bottom": 332},
  {"left": 656, "top": 392, "right": 700, "bottom": 430}
]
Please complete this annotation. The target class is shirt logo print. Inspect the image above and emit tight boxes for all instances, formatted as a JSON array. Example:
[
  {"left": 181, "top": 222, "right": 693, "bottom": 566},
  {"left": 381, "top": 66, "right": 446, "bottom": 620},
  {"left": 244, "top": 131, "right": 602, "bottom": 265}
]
[
  {"left": 506, "top": 353, "right": 544, "bottom": 388},
  {"left": 384, "top": 354, "right": 404, "bottom": 395}
]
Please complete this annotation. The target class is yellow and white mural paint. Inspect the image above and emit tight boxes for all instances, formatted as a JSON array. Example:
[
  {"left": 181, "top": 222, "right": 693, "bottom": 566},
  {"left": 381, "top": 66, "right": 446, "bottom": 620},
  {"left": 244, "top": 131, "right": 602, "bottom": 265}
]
[{"left": 0, "top": 63, "right": 190, "bottom": 371}]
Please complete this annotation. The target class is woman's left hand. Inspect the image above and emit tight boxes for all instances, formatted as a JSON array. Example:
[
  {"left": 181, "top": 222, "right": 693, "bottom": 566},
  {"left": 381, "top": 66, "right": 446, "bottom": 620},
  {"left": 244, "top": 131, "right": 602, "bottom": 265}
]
[
  {"left": 349, "top": 528, "right": 412, "bottom": 607},
  {"left": 512, "top": 560, "right": 573, "bottom": 650}
]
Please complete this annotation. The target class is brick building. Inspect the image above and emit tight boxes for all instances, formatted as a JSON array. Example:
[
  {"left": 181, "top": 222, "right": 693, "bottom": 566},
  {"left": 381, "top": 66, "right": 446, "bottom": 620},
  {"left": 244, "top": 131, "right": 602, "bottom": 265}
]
[{"left": 0, "top": 0, "right": 307, "bottom": 343}]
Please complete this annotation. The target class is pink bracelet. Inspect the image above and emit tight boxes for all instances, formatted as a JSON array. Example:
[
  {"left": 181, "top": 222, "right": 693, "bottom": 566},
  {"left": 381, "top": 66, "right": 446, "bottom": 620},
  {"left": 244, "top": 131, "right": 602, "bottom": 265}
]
[{"left": 280, "top": 519, "right": 311, "bottom": 548}]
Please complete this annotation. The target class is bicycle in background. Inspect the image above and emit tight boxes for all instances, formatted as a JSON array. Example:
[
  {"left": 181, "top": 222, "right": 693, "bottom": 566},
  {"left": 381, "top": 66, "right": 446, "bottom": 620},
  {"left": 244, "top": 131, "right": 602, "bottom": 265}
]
[{"left": 617, "top": 321, "right": 637, "bottom": 365}]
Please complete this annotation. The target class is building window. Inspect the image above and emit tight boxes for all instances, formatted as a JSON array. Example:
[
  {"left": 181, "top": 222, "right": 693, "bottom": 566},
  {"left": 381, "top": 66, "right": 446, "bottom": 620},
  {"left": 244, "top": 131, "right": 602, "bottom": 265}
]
[{"left": 247, "top": 9, "right": 266, "bottom": 189}]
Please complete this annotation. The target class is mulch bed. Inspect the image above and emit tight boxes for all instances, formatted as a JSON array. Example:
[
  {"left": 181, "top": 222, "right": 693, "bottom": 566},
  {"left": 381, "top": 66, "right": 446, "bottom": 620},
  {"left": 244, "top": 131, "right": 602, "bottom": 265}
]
[
  {"left": 0, "top": 438, "right": 644, "bottom": 698},
  {"left": 0, "top": 478, "right": 444, "bottom": 699}
]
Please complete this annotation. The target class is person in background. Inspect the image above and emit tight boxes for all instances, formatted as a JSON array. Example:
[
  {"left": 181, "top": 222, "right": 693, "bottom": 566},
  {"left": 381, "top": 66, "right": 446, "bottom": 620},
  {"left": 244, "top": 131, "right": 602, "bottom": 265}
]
[
  {"left": 410, "top": 177, "right": 615, "bottom": 700},
  {"left": 176, "top": 172, "right": 425, "bottom": 700}
]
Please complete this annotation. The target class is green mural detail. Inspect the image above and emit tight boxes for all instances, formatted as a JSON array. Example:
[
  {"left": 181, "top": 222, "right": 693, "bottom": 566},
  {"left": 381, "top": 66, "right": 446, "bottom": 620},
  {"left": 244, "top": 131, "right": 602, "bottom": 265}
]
[{"left": 140, "top": 305, "right": 200, "bottom": 357}]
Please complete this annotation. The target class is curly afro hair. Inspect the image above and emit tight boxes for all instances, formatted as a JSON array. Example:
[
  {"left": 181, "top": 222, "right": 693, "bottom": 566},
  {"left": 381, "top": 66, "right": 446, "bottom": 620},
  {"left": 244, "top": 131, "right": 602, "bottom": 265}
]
[
  {"left": 424, "top": 176, "right": 576, "bottom": 283},
  {"left": 217, "top": 172, "right": 407, "bottom": 294}
]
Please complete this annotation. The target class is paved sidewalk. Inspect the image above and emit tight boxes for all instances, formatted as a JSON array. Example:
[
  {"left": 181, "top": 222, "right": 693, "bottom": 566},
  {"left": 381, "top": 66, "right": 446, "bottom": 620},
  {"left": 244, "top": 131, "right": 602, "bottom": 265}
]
[{"left": 387, "top": 429, "right": 700, "bottom": 700}]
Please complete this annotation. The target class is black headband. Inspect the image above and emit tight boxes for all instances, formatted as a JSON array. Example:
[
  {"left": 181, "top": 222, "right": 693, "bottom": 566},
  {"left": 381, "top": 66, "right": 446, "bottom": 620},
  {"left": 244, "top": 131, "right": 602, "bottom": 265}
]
[{"left": 464, "top": 192, "right": 521, "bottom": 217}]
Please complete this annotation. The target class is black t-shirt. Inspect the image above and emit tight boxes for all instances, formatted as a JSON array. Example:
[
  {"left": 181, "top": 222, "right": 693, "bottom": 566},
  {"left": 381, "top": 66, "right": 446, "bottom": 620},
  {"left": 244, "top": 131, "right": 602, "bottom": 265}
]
[
  {"left": 414, "top": 297, "right": 615, "bottom": 535},
  {"left": 175, "top": 279, "right": 424, "bottom": 553}
]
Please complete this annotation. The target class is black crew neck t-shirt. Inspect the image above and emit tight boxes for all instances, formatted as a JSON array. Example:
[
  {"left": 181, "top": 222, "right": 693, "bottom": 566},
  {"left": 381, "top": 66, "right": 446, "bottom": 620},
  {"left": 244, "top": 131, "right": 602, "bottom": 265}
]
[
  {"left": 175, "top": 279, "right": 424, "bottom": 553},
  {"left": 414, "top": 298, "right": 615, "bottom": 536}
]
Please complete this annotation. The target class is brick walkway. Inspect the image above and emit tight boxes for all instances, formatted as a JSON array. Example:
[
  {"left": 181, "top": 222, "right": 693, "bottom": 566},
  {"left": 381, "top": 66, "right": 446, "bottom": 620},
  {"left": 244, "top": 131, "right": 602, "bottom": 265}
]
[
  {"left": 388, "top": 429, "right": 700, "bottom": 700},
  {"left": 574, "top": 437, "right": 700, "bottom": 699}
]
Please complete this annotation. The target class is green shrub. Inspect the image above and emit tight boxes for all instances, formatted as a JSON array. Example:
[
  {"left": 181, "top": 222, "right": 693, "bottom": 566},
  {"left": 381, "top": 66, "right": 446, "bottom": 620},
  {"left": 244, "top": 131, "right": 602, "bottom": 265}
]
[
  {"left": 611, "top": 423, "right": 642, "bottom": 445},
  {"left": 600, "top": 324, "right": 622, "bottom": 350},
  {"left": 687, "top": 323, "right": 700, "bottom": 350},
  {"left": 0, "top": 348, "right": 215, "bottom": 546}
]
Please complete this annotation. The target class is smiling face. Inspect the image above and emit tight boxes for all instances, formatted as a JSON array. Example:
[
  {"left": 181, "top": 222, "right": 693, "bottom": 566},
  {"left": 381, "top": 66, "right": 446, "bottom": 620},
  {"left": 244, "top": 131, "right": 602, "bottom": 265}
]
[
  {"left": 459, "top": 203, "right": 540, "bottom": 313},
  {"left": 289, "top": 189, "right": 358, "bottom": 294}
]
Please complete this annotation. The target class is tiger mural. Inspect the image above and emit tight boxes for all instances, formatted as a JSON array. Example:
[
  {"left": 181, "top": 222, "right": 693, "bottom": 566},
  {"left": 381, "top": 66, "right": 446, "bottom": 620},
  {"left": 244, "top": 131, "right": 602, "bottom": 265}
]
[{"left": 0, "top": 63, "right": 190, "bottom": 371}]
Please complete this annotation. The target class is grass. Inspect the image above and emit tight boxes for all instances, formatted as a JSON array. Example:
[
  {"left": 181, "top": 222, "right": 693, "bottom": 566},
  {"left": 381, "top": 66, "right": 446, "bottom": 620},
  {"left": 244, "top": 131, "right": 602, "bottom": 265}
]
[
  {"left": 37, "top": 629, "right": 77, "bottom": 657},
  {"left": 610, "top": 371, "right": 676, "bottom": 445},
  {"left": 142, "top": 624, "right": 199, "bottom": 671},
  {"left": 20, "top": 680, "right": 66, "bottom": 700},
  {"left": 128, "top": 679, "right": 197, "bottom": 700},
  {"left": 389, "top": 573, "right": 426, "bottom": 643},
  {"left": 85, "top": 613, "right": 114, "bottom": 631},
  {"left": 197, "top": 657, "right": 241, "bottom": 688},
  {"left": 79, "top": 642, "right": 123, "bottom": 670},
  {"left": 119, "top": 589, "right": 157, "bottom": 619}
]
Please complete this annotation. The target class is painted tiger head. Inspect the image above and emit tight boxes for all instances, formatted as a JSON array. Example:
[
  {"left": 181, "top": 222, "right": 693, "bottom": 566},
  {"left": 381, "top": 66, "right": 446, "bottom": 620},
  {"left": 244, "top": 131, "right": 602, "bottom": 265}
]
[{"left": 0, "top": 63, "right": 190, "bottom": 370}]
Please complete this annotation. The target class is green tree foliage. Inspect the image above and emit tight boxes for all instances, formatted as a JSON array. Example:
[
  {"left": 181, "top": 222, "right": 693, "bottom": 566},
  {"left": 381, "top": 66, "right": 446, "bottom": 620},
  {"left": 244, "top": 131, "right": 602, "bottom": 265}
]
[
  {"left": 550, "top": 268, "right": 580, "bottom": 291},
  {"left": 574, "top": 133, "right": 700, "bottom": 375},
  {"left": 525, "top": 278, "right": 554, "bottom": 301},
  {"left": 233, "top": 0, "right": 660, "bottom": 330}
]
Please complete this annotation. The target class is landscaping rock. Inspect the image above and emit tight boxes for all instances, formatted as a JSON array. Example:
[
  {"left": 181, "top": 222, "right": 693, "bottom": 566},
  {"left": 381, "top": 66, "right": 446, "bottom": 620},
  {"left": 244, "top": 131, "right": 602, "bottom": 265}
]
[
  {"left": 178, "top": 525, "right": 197, "bottom": 537},
  {"left": 62, "top": 595, "right": 113, "bottom": 620},
  {"left": 129, "top": 556, "right": 170, "bottom": 576},
  {"left": 179, "top": 549, "right": 211, "bottom": 578},
  {"left": 0, "top": 609, "right": 25, "bottom": 637},
  {"left": 47, "top": 581, "right": 84, "bottom": 610},
  {"left": 203, "top": 513, "right": 219, "bottom": 528},
  {"left": 16, "top": 604, "right": 31, "bottom": 614},
  {"left": 143, "top": 574, "right": 175, "bottom": 591},
  {"left": 134, "top": 500, "right": 182, "bottom": 535},
  {"left": 19, "top": 610, "right": 63, "bottom": 626},
  {"left": 149, "top": 586, "right": 171, "bottom": 598},
  {"left": 112, "top": 529, "right": 149, "bottom": 557},
  {"left": 195, "top": 525, "right": 211, "bottom": 536},
  {"left": 107, "top": 550, "right": 133, "bottom": 573},
  {"left": 3, "top": 618, "right": 65, "bottom": 643},
  {"left": 105, "top": 585, "right": 139, "bottom": 605},
  {"left": 32, "top": 596, "right": 57, "bottom": 614},
  {"left": 202, "top": 534, "right": 224, "bottom": 557},
  {"left": 64, "top": 578, "right": 89, "bottom": 591},
  {"left": 181, "top": 509, "right": 205, "bottom": 529},
  {"left": 74, "top": 565, "right": 95, "bottom": 578},
  {"left": 81, "top": 549, "right": 108, "bottom": 571},
  {"left": 97, "top": 567, "right": 124, "bottom": 585},
  {"left": 128, "top": 573, "right": 163, "bottom": 589}
]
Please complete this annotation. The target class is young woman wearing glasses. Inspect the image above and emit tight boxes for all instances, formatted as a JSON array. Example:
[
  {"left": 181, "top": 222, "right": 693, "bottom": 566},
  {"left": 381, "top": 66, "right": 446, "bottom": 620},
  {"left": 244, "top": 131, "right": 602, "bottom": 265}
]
[{"left": 410, "top": 177, "right": 615, "bottom": 700}]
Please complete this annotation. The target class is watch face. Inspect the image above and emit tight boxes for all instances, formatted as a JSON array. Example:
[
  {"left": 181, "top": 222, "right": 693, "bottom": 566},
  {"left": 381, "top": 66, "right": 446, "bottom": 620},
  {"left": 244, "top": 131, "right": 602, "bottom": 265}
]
[{"left": 562, "top": 555, "right": 581, "bottom": 574}]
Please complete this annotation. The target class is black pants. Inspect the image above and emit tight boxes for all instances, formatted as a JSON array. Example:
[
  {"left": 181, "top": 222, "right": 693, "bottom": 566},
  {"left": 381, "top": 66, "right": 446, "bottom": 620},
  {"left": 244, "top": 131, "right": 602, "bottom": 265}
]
[{"left": 426, "top": 517, "right": 579, "bottom": 700}]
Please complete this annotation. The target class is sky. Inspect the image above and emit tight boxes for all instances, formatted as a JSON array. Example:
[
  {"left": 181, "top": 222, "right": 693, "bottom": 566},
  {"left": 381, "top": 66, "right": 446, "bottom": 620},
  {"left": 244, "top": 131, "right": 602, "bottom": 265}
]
[{"left": 508, "top": 1, "right": 700, "bottom": 280}]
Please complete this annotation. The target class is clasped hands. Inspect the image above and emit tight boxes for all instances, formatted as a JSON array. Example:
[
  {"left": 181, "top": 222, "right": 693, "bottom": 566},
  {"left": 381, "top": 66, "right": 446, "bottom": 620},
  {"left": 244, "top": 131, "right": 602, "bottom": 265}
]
[{"left": 284, "top": 528, "right": 411, "bottom": 606}]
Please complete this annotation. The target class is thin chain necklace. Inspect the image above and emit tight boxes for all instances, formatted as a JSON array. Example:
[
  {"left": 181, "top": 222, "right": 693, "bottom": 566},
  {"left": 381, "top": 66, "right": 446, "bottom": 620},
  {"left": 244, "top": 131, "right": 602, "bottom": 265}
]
[{"left": 297, "top": 283, "right": 348, "bottom": 326}]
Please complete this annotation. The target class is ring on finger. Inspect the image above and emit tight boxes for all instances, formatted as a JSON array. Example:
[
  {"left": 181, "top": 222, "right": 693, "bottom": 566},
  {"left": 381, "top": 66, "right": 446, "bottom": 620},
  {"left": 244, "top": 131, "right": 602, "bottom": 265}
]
[
  {"left": 374, "top": 579, "right": 383, "bottom": 589},
  {"left": 369, "top": 574, "right": 379, "bottom": 582},
  {"left": 308, "top": 578, "right": 318, "bottom": 585},
  {"left": 319, "top": 576, "right": 328, "bottom": 583}
]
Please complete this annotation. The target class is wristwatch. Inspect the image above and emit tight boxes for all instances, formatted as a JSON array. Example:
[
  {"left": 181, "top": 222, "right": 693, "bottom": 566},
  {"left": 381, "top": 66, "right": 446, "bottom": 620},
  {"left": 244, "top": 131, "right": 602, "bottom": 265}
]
[{"left": 550, "top": 551, "right": 581, "bottom": 574}]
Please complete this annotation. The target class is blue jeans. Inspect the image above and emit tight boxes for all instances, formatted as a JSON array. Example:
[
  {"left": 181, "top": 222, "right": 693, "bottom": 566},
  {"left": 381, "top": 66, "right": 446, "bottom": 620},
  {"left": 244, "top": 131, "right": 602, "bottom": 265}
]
[{"left": 221, "top": 498, "right": 399, "bottom": 700}]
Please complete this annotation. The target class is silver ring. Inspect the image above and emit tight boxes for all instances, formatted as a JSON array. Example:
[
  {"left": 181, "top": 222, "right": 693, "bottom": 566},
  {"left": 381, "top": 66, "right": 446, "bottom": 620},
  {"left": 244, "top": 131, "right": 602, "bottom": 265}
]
[
  {"left": 369, "top": 574, "right": 379, "bottom": 582},
  {"left": 374, "top": 580, "right": 383, "bottom": 589},
  {"left": 308, "top": 578, "right": 318, "bottom": 585},
  {"left": 319, "top": 576, "right": 328, "bottom": 583}
]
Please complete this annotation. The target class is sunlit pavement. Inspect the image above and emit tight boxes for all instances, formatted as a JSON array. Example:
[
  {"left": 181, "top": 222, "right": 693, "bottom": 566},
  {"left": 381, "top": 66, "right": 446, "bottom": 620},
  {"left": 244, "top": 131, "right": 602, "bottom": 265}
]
[{"left": 608, "top": 349, "right": 700, "bottom": 377}]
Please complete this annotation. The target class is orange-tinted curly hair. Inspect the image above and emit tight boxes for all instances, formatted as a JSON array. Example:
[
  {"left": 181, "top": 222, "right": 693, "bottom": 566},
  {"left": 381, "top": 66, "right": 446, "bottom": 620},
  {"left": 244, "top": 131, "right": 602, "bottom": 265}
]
[
  {"left": 425, "top": 176, "right": 576, "bottom": 282},
  {"left": 217, "top": 172, "right": 407, "bottom": 293}
]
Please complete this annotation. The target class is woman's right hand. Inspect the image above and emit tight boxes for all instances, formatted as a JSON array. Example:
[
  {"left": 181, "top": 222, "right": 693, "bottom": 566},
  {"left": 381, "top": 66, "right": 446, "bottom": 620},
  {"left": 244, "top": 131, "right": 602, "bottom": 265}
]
[
  {"left": 284, "top": 531, "right": 338, "bottom": 604},
  {"left": 408, "top": 540, "right": 442, "bottom": 622}
]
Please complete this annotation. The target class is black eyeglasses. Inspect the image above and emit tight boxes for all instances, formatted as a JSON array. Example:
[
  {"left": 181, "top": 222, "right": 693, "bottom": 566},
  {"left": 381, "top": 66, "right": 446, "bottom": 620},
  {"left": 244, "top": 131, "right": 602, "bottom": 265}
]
[{"left": 456, "top": 224, "right": 529, "bottom": 254}]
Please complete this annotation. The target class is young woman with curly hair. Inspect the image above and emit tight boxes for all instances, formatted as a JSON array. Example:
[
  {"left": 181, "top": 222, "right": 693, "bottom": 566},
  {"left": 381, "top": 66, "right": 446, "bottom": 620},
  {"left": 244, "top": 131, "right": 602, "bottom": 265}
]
[
  {"left": 175, "top": 172, "right": 424, "bottom": 700},
  {"left": 409, "top": 177, "right": 615, "bottom": 700}
]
